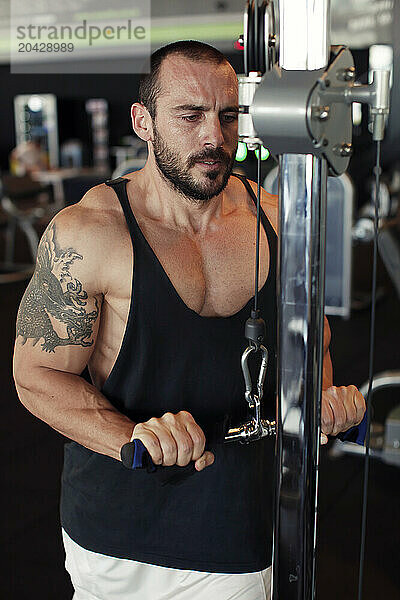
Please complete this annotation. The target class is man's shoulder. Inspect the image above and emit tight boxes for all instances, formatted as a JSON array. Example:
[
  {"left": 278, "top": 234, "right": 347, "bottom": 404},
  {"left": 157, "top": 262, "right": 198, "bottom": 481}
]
[
  {"left": 54, "top": 182, "right": 123, "bottom": 238},
  {"left": 79, "top": 180, "right": 123, "bottom": 217}
]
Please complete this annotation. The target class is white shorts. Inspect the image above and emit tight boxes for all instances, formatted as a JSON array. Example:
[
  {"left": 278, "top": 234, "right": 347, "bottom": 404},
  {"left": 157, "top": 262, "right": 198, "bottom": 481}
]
[{"left": 62, "top": 529, "right": 271, "bottom": 600}]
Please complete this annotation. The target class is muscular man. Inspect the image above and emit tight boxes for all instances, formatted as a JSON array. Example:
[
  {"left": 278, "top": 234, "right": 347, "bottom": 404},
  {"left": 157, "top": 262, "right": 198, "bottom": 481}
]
[{"left": 13, "top": 41, "right": 366, "bottom": 600}]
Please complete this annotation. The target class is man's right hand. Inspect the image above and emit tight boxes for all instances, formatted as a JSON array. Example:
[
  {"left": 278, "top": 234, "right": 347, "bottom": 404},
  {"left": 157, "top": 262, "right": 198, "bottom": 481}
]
[{"left": 131, "top": 411, "right": 215, "bottom": 472}]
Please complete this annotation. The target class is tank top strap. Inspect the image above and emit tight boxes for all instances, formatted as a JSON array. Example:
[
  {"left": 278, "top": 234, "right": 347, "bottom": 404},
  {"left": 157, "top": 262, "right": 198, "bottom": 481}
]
[
  {"left": 230, "top": 172, "right": 277, "bottom": 264},
  {"left": 105, "top": 177, "right": 143, "bottom": 243}
]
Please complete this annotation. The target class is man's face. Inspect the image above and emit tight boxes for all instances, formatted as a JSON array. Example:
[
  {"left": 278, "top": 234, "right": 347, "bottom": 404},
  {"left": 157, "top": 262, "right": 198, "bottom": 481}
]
[{"left": 151, "top": 55, "right": 239, "bottom": 203}]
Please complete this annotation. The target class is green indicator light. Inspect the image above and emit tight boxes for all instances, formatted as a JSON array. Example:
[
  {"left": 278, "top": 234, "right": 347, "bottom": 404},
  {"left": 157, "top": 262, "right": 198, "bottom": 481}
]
[
  {"left": 254, "top": 146, "right": 270, "bottom": 161},
  {"left": 235, "top": 142, "right": 248, "bottom": 162}
]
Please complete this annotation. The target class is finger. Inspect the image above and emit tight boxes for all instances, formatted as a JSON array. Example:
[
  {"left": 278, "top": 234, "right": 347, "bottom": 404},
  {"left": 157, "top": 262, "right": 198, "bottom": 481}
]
[
  {"left": 325, "top": 387, "right": 347, "bottom": 435},
  {"left": 194, "top": 451, "right": 215, "bottom": 472},
  {"left": 352, "top": 387, "right": 366, "bottom": 425},
  {"left": 320, "top": 433, "right": 328, "bottom": 445},
  {"left": 321, "top": 391, "right": 335, "bottom": 435},
  {"left": 143, "top": 418, "right": 178, "bottom": 466},
  {"left": 169, "top": 424, "right": 196, "bottom": 467},
  {"left": 184, "top": 419, "right": 206, "bottom": 462},
  {"left": 339, "top": 385, "right": 358, "bottom": 431},
  {"left": 131, "top": 424, "right": 164, "bottom": 465},
  {"left": 174, "top": 411, "right": 206, "bottom": 462}
]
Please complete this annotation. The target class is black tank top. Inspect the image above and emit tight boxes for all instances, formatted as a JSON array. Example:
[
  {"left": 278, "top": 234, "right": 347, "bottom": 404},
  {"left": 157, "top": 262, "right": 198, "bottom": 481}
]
[{"left": 61, "top": 173, "right": 277, "bottom": 573}]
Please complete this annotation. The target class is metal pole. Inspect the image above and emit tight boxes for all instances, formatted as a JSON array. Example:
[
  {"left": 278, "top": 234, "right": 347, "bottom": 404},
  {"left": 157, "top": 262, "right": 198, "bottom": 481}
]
[{"left": 272, "top": 2, "right": 330, "bottom": 599}]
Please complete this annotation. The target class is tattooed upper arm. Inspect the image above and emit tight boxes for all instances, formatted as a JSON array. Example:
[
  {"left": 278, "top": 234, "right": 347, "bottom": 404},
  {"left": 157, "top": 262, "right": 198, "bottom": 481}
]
[{"left": 14, "top": 210, "right": 102, "bottom": 374}]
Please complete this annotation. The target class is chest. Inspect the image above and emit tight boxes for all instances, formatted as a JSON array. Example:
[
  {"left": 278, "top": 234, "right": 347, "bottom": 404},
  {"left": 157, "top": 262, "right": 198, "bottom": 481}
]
[{"left": 107, "top": 211, "right": 271, "bottom": 318}]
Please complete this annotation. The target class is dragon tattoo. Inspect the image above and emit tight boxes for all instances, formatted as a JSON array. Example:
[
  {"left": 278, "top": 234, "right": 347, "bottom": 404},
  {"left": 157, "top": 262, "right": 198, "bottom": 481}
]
[{"left": 16, "top": 223, "right": 99, "bottom": 353}]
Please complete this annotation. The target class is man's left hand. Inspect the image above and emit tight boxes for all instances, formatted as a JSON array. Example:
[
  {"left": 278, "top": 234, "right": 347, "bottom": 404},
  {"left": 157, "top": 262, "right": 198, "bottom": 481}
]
[{"left": 320, "top": 385, "right": 366, "bottom": 445}]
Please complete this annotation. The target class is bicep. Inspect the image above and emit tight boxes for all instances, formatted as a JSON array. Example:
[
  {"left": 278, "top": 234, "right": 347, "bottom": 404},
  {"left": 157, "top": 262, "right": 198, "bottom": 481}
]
[{"left": 13, "top": 217, "right": 103, "bottom": 382}]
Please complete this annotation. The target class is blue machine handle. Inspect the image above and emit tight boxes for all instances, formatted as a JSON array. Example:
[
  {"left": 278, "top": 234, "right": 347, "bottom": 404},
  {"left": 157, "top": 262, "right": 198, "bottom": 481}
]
[{"left": 120, "top": 439, "right": 157, "bottom": 471}]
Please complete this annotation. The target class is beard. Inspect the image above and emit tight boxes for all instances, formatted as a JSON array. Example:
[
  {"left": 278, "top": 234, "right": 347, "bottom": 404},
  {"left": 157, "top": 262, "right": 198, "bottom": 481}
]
[{"left": 152, "top": 122, "right": 236, "bottom": 203}]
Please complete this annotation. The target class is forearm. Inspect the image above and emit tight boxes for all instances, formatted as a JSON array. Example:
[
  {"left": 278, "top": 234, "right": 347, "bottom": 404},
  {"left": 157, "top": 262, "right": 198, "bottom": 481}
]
[
  {"left": 322, "top": 351, "right": 333, "bottom": 390},
  {"left": 322, "top": 316, "right": 333, "bottom": 390},
  {"left": 14, "top": 367, "right": 134, "bottom": 461},
  {"left": 320, "top": 315, "right": 366, "bottom": 438}
]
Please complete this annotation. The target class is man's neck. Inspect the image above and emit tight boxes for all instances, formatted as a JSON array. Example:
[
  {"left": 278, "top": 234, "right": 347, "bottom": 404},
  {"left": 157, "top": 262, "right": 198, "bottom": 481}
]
[{"left": 133, "top": 158, "right": 230, "bottom": 236}]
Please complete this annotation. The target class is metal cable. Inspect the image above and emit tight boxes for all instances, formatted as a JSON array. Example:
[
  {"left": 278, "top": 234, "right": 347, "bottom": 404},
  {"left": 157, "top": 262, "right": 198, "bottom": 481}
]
[
  {"left": 254, "top": 146, "right": 262, "bottom": 312},
  {"left": 357, "top": 139, "right": 381, "bottom": 600}
]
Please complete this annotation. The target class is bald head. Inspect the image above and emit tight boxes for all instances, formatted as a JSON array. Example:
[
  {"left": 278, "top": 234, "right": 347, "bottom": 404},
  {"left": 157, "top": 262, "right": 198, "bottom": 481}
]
[{"left": 139, "top": 40, "right": 235, "bottom": 119}]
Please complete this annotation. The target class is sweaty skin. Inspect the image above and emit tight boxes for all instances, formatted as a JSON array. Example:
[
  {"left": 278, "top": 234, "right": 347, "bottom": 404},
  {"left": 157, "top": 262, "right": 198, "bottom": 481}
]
[{"left": 13, "top": 54, "right": 365, "bottom": 469}]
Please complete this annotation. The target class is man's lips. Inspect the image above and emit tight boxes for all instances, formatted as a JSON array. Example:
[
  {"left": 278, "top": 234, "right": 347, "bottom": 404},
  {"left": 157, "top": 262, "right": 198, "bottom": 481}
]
[{"left": 195, "top": 160, "right": 222, "bottom": 169}]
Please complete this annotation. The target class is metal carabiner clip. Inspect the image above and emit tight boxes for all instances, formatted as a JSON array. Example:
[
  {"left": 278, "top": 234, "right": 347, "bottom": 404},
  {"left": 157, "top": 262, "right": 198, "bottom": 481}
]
[
  {"left": 241, "top": 343, "right": 269, "bottom": 408},
  {"left": 225, "top": 343, "right": 275, "bottom": 444}
]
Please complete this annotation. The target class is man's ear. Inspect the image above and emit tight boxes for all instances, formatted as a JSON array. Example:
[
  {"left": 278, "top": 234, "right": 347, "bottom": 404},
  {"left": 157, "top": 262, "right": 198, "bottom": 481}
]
[{"left": 131, "top": 103, "right": 153, "bottom": 142}]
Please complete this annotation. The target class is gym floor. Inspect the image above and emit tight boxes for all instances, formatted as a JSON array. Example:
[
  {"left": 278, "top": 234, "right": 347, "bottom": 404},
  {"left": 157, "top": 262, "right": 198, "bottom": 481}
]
[{"left": 1, "top": 253, "right": 399, "bottom": 599}]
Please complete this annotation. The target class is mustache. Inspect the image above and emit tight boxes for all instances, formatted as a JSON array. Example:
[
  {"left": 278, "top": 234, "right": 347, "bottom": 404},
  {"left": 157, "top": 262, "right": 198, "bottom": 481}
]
[{"left": 187, "top": 148, "right": 231, "bottom": 168}]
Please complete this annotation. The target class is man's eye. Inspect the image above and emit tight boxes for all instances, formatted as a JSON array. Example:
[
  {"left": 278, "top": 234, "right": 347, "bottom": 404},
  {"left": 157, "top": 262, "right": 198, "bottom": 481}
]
[
  {"left": 182, "top": 115, "right": 200, "bottom": 122},
  {"left": 221, "top": 114, "right": 238, "bottom": 123}
]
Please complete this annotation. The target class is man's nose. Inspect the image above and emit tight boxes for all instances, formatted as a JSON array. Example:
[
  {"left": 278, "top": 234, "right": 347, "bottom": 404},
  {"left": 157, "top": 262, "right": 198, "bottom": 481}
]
[{"left": 202, "top": 115, "right": 224, "bottom": 148}]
